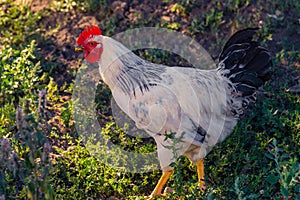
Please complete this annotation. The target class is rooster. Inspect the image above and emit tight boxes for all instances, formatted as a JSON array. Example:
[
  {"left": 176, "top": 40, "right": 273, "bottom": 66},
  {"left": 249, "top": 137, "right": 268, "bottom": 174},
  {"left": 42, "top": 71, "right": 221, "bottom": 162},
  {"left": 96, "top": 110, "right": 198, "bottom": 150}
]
[{"left": 75, "top": 26, "right": 272, "bottom": 199}]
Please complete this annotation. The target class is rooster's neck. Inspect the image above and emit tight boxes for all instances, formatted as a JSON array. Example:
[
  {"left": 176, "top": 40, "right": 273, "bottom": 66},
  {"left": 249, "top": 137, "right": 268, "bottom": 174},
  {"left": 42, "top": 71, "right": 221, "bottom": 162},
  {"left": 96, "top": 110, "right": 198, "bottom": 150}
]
[{"left": 99, "top": 37, "right": 165, "bottom": 96}]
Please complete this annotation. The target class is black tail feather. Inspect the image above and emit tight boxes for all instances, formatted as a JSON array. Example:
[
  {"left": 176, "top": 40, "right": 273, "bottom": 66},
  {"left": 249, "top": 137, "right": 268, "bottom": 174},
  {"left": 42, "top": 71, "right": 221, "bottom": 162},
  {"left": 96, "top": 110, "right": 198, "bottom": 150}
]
[
  {"left": 219, "top": 27, "right": 259, "bottom": 60},
  {"left": 218, "top": 28, "right": 272, "bottom": 97}
]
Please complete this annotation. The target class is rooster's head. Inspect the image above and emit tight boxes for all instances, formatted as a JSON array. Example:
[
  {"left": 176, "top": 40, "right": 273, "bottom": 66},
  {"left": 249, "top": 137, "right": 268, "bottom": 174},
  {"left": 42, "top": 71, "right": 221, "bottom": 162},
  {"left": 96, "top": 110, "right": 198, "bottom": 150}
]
[{"left": 76, "top": 25, "right": 103, "bottom": 63}]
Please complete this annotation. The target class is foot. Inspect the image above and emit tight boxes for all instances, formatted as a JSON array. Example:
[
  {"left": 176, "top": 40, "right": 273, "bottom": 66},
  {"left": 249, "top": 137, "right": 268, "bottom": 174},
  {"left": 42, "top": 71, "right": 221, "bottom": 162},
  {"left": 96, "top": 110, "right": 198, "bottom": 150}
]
[
  {"left": 144, "top": 187, "right": 174, "bottom": 199},
  {"left": 199, "top": 179, "right": 206, "bottom": 192},
  {"left": 145, "top": 171, "right": 173, "bottom": 199},
  {"left": 144, "top": 193, "right": 167, "bottom": 200},
  {"left": 195, "top": 159, "right": 206, "bottom": 192}
]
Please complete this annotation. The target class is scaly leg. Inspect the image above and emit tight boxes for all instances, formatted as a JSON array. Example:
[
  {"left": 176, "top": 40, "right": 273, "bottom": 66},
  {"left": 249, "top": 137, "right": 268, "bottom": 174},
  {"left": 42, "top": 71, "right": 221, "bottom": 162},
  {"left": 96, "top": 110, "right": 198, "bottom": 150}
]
[
  {"left": 145, "top": 170, "right": 173, "bottom": 199},
  {"left": 195, "top": 158, "right": 206, "bottom": 192}
]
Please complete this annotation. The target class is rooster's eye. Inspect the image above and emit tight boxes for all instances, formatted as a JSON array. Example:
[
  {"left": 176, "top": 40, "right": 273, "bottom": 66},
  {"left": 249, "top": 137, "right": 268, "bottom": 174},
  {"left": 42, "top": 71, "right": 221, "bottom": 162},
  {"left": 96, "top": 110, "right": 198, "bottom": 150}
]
[{"left": 89, "top": 42, "right": 96, "bottom": 46}]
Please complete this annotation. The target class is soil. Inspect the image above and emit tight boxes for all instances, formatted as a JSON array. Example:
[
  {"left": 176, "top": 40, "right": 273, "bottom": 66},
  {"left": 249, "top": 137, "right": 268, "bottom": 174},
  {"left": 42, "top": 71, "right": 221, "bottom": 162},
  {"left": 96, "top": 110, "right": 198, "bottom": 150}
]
[{"left": 30, "top": 0, "right": 299, "bottom": 84}]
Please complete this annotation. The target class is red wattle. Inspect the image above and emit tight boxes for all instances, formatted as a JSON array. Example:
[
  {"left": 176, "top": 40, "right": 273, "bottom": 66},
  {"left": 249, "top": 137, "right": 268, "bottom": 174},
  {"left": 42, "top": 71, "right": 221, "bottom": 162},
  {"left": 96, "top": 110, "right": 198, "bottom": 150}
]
[{"left": 85, "top": 47, "right": 102, "bottom": 63}]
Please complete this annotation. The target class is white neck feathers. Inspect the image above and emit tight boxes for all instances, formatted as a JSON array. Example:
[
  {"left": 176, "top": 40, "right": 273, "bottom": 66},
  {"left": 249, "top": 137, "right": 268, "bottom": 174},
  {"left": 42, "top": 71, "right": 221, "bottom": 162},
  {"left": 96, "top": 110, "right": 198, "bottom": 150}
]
[{"left": 97, "top": 36, "right": 165, "bottom": 96}]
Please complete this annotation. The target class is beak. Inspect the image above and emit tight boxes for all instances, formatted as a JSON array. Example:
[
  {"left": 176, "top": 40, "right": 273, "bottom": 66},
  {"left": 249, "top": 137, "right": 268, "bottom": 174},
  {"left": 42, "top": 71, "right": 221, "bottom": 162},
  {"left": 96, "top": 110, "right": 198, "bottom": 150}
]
[{"left": 75, "top": 45, "right": 83, "bottom": 51}]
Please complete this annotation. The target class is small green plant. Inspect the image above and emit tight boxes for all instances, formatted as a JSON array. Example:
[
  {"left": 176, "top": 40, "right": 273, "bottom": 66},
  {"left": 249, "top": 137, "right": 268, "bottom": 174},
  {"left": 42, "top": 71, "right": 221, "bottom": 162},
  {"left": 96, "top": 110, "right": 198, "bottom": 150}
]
[
  {"left": 265, "top": 139, "right": 300, "bottom": 200},
  {"left": 51, "top": 0, "right": 108, "bottom": 12},
  {"left": 0, "top": 40, "right": 41, "bottom": 106},
  {"left": 204, "top": 8, "right": 223, "bottom": 31},
  {"left": 60, "top": 100, "right": 73, "bottom": 128},
  {"left": 161, "top": 132, "right": 206, "bottom": 200},
  {"left": 163, "top": 132, "right": 186, "bottom": 198},
  {"left": 188, "top": 8, "right": 223, "bottom": 34},
  {"left": 233, "top": 177, "right": 260, "bottom": 200},
  {"left": 0, "top": 1, "right": 42, "bottom": 47},
  {"left": 167, "top": 22, "right": 181, "bottom": 30},
  {"left": 45, "top": 77, "right": 59, "bottom": 102},
  {"left": 51, "top": 0, "right": 78, "bottom": 12},
  {"left": 0, "top": 90, "right": 54, "bottom": 200},
  {"left": 0, "top": 40, "right": 42, "bottom": 135},
  {"left": 170, "top": 3, "right": 187, "bottom": 17},
  {"left": 223, "top": 0, "right": 250, "bottom": 13}
]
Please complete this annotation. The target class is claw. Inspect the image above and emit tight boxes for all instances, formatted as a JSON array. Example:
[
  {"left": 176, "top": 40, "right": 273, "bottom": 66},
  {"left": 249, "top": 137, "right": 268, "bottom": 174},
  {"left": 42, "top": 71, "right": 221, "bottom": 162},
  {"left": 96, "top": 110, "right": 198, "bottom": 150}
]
[
  {"left": 199, "top": 179, "right": 206, "bottom": 192},
  {"left": 163, "top": 187, "right": 175, "bottom": 194},
  {"left": 195, "top": 158, "right": 206, "bottom": 193},
  {"left": 145, "top": 171, "right": 173, "bottom": 199},
  {"left": 144, "top": 192, "right": 168, "bottom": 200},
  {"left": 144, "top": 187, "right": 174, "bottom": 199}
]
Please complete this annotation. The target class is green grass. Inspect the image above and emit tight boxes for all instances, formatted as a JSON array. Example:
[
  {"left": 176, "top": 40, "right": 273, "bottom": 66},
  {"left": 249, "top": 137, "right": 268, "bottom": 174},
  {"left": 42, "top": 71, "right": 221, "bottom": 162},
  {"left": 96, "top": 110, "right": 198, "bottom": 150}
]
[{"left": 0, "top": 0, "right": 299, "bottom": 199}]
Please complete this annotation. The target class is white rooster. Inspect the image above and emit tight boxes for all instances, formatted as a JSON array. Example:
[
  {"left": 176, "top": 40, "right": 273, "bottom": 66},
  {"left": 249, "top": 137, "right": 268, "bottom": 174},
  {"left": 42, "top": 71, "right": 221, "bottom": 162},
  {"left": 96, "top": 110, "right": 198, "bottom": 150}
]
[{"left": 75, "top": 26, "right": 272, "bottom": 199}]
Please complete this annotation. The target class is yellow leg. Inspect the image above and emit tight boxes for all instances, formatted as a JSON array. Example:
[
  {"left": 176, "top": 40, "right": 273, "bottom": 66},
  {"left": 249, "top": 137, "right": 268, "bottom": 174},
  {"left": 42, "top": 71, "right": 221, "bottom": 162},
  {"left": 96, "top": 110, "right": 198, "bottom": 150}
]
[
  {"left": 146, "top": 170, "right": 173, "bottom": 199},
  {"left": 195, "top": 158, "right": 206, "bottom": 192}
]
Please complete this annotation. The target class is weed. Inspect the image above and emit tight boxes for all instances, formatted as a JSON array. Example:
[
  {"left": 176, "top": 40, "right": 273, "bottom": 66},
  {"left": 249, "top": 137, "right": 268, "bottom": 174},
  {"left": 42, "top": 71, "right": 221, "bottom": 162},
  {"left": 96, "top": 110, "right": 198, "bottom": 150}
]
[
  {"left": 188, "top": 7, "right": 223, "bottom": 36},
  {"left": 265, "top": 139, "right": 300, "bottom": 200},
  {"left": 0, "top": 1, "right": 42, "bottom": 48},
  {"left": 0, "top": 91, "right": 54, "bottom": 199},
  {"left": 0, "top": 40, "right": 41, "bottom": 106}
]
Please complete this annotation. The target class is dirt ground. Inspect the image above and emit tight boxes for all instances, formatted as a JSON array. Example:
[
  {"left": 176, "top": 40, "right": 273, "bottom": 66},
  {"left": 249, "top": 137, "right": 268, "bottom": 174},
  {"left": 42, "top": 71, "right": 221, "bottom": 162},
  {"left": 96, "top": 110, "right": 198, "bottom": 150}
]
[{"left": 25, "top": 0, "right": 299, "bottom": 91}]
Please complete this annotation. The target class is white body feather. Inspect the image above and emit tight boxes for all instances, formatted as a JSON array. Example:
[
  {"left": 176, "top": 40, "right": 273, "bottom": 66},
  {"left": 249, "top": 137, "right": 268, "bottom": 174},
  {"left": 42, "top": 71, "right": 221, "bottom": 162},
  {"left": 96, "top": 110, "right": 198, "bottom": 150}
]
[{"left": 96, "top": 36, "right": 239, "bottom": 171}]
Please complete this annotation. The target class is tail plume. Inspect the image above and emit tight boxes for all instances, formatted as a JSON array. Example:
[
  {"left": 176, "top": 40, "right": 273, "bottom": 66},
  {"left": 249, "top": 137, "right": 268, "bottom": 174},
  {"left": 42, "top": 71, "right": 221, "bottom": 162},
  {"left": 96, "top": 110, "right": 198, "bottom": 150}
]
[{"left": 218, "top": 28, "right": 272, "bottom": 97}]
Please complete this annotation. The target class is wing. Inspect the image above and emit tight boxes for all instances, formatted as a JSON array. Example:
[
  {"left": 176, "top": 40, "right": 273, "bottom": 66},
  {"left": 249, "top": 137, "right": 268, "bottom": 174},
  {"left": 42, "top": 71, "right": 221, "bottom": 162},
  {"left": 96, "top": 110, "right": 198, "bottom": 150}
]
[
  {"left": 111, "top": 65, "right": 238, "bottom": 169},
  {"left": 117, "top": 66, "right": 236, "bottom": 144}
]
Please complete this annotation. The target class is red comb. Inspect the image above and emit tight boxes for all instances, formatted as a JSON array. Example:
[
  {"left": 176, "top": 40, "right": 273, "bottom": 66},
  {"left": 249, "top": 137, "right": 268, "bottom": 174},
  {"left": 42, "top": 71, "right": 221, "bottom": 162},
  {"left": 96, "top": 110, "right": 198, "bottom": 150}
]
[{"left": 77, "top": 25, "right": 102, "bottom": 45}]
